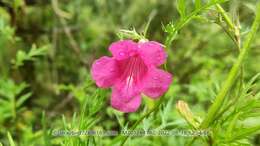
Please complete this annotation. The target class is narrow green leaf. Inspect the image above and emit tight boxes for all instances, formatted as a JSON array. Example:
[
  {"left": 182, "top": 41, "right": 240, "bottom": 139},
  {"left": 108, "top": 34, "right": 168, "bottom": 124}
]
[
  {"left": 176, "top": 0, "right": 186, "bottom": 18},
  {"left": 28, "top": 44, "right": 49, "bottom": 58},
  {"left": 41, "top": 111, "right": 51, "bottom": 146},
  {"left": 226, "top": 112, "right": 240, "bottom": 139},
  {"left": 62, "top": 114, "right": 68, "bottom": 130},
  {"left": 230, "top": 125, "right": 260, "bottom": 141},
  {"left": 143, "top": 10, "right": 157, "bottom": 37},
  {"left": 247, "top": 73, "right": 260, "bottom": 86},
  {"left": 12, "top": 44, "right": 49, "bottom": 68},
  {"left": 7, "top": 132, "right": 15, "bottom": 146},
  {"left": 195, "top": 0, "right": 201, "bottom": 9},
  {"left": 71, "top": 112, "right": 77, "bottom": 128},
  {"left": 16, "top": 92, "right": 32, "bottom": 108}
]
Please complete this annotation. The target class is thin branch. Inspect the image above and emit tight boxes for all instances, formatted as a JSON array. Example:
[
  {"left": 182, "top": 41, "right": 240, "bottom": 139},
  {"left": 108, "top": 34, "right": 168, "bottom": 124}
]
[
  {"left": 200, "top": 1, "right": 260, "bottom": 129},
  {"left": 216, "top": 4, "right": 235, "bottom": 30},
  {"left": 165, "top": 0, "right": 230, "bottom": 49},
  {"left": 51, "top": 0, "right": 88, "bottom": 65}
]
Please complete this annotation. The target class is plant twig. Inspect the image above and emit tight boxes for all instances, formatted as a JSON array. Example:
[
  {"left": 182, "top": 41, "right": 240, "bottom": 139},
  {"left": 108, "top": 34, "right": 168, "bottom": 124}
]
[
  {"left": 51, "top": 0, "right": 88, "bottom": 65},
  {"left": 216, "top": 4, "right": 235, "bottom": 30},
  {"left": 187, "top": 3, "right": 260, "bottom": 145},
  {"left": 200, "top": 1, "right": 260, "bottom": 129},
  {"left": 165, "top": 0, "right": 230, "bottom": 49}
]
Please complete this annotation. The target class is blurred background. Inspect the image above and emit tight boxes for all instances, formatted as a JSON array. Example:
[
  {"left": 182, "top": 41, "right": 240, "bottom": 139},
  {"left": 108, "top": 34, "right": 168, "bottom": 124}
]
[{"left": 0, "top": 0, "right": 259, "bottom": 145}]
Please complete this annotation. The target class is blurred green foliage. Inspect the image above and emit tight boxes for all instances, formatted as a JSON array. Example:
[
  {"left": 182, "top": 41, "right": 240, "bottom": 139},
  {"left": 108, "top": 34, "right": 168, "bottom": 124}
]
[{"left": 0, "top": 0, "right": 259, "bottom": 146}]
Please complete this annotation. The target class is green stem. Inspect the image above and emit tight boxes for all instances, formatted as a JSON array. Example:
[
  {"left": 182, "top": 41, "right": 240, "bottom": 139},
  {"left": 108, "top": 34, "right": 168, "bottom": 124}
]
[
  {"left": 165, "top": 0, "right": 229, "bottom": 48},
  {"left": 228, "top": 125, "right": 260, "bottom": 142},
  {"left": 201, "top": 2, "right": 260, "bottom": 128},
  {"left": 11, "top": 96, "right": 16, "bottom": 119},
  {"left": 216, "top": 4, "right": 235, "bottom": 30},
  {"left": 216, "top": 4, "right": 241, "bottom": 48}
]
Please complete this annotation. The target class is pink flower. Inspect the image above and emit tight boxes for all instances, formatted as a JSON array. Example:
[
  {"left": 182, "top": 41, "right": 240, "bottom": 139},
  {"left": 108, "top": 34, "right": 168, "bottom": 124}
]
[{"left": 91, "top": 40, "right": 173, "bottom": 113}]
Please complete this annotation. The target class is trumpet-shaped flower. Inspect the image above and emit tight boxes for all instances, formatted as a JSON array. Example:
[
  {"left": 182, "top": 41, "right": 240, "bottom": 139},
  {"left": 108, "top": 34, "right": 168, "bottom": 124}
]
[{"left": 91, "top": 40, "right": 172, "bottom": 112}]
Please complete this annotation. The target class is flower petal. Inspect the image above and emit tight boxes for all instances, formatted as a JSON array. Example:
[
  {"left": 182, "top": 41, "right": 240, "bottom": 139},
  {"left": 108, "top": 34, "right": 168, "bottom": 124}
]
[
  {"left": 111, "top": 87, "right": 142, "bottom": 112},
  {"left": 141, "top": 67, "right": 172, "bottom": 99},
  {"left": 109, "top": 40, "right": 138, "bottom": 60},
  {"left": 91, "top": 56, "right": 118, "bottom": 88},
  {"left": 113, "top": 77, "right": 141, "bottom": 102},
  {"left": 138, "top": 41, "right": 167, "bottom": 66}
]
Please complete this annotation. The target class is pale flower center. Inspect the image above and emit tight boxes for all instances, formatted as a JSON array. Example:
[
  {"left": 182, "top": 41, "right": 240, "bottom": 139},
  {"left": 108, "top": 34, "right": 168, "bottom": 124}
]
[{"left": 117, "top": 55, "right": 148, "bottom": 89}]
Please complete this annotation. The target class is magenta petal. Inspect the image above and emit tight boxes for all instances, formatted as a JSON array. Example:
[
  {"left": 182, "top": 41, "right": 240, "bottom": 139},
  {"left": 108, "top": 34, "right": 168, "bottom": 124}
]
[
  {"left": 141, "top": 67, "right": 172, "bottom": 99},
  {"left": 91, "top": 39, "right": 173, "bottom": 112},
  {"left": 91, "top": 56, "right": 118, "bottom": 88},
  {"left": 113, "top": 78, "right": 141, "bottom": 102},
  {"left": 138, "top": 41, "right": 167, "bottom": 66},
  {"left": 111, "top": 88, "right": 141, "bottom": 112},
  {"left": 108, "top": 40, "right": 138, "bottom": 60}
]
